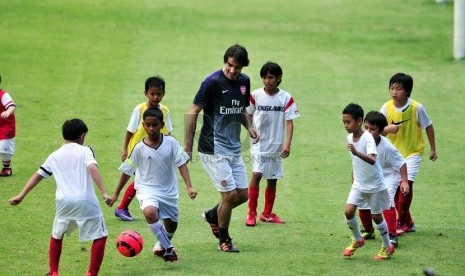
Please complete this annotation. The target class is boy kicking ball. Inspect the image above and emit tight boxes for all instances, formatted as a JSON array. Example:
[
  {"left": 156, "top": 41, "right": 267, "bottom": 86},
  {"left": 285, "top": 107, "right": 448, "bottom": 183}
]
[
  {"left": 110, "top": 108, "right": 197, "bottom": 262},
  {"left": 9, "top": 118, "right": 112, "bottom": 276}
]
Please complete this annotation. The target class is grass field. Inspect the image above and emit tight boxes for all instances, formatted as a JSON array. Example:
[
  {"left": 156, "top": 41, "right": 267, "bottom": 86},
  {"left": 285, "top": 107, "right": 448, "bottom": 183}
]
[{"left": 1, "top": 0, "right": 464, "bottom": 275}]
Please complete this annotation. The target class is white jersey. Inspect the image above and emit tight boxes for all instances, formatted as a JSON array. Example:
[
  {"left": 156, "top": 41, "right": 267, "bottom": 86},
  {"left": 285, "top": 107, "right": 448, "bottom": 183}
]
[
  {"left": 377, "top": 136, "right": 406, "bottom": 187},
  {"left": 247, "top": 88, "right": 300, "bottom": 155},
  {"left": 119, "top": 135, "right": 189, "bottom": 204},
  {"left": 348, "top": 131, "right": 385, "bottom": 193},
  {"left": 37, "top": 143, "right": 102, "bottom": 220}
]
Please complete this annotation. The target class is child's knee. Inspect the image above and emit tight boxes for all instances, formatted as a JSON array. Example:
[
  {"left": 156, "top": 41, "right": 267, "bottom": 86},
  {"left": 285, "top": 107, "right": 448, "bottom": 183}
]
[
  {"left": 371, "top": 213, "right": 383, "bottom": 224},
  {"left": 344, "top": 204, "right": 357, "bottom": 219},
  {"left": 143, "top": 206, "right": 159, "bottom": 223}
]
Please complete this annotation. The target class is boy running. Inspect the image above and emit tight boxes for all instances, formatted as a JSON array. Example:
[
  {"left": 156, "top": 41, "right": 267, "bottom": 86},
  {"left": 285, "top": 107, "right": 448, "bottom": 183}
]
[
  {"left": 358, "top": 111, "right": 410, "bottom": 247},
  {"left": 342, "top": 103, "right": 394, "bottom": 260},
  {"left": 110, "top": 108, "right": 197, "bottom": 262},
  {"left": 114, "top": 76, "right": 173, "bottom": 221}
]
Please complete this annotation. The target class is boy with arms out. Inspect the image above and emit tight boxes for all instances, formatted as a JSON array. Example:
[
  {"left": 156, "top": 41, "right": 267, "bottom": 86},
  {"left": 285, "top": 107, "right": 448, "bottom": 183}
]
[
  {"left": 358, "top": 111, "right": 410, "bottom": 247},
  {"left": 0, "top": 75, "right": 16, "bottom": 177},
  {"left": 110, "top": 108, "right": 197, "bottom": 262},
  {"left": 380, "top": 73, "right": 437, "bottom": 234},
  {"left": 342, "top": 103, "right": 394, "bottom": 260},
  {"left": 184, "top": 44, "right": 258, "bottom": 252},
  {"left": 245, "top": 61, "right": 300, "bottom": 226},
  {"left": 114, "top": 76, "right": 173, "bottom": 221},
  {"left": 9, "top": 118, "right": 111, "bottom": 276}
]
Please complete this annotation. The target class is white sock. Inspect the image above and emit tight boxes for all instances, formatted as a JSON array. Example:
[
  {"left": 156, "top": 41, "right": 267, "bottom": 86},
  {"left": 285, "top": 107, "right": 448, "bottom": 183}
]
[
  {"left": 376, "top": 220, "right": 391, "bottom": 247},
  {"left": 148, "top": 221, "right": 173, "bottom": 249},
  {"left": 154, "top": 230, "right": 174, "bottom": 249},
  {"left": 346, "top": 217, "right": 362, "bottom": 241}
]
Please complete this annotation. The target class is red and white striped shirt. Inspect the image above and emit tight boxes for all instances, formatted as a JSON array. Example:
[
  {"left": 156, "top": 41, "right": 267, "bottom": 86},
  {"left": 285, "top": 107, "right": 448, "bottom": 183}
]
[{"left": 0, "top": 89, "right": 16, "bottom": 140}]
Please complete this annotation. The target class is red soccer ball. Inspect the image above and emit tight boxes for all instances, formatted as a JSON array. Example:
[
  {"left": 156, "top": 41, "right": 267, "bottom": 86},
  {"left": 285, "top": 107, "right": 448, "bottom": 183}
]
[{"left": 116, "top": 230, "right": 144, "bottom": 257}]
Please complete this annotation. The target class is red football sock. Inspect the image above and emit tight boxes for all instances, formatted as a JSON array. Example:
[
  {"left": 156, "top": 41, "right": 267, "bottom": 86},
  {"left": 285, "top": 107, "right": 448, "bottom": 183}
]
[
  {"left": 49, "top": 237, "right": 62, "bottom": 274},
  {"left": 88, "top": 236, "right": 107, "bottom": 276},
  {"left": 358, "top": 209, "right": 374, "bottom": 232},
  {"left": 248, "top": 186, "right": 259, "bottom": 214},
  {"left": 263, "top": 187, "right": 276, "bottom": 215},
  {"left": 405, "top": 181, "right": 414, "bottom": 226},
  {"left": 383, "top": 207, "right": 397, "bottom": 234},
  {"left": 397, "top": 181, "right": 414, "bottom": 226},
  {"left": 117, "top": 182, "right": 136, "bottom": 210}
]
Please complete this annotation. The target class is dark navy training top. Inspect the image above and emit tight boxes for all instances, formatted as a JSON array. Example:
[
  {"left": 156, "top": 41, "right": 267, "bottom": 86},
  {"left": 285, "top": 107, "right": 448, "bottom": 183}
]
[{"left": 193, "top": 69, "right": 250, "bottom": 156}]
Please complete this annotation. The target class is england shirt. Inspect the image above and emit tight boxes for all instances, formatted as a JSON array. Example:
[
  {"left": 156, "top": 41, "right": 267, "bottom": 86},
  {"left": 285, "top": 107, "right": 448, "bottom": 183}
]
[
  {"left": 119, "top": 135, "right": 189, "bottom": 204},
  {"left": 247, "top": 88, "right": 300, "bottom": 155},
  {"left": 37, "top": 143, "right": 102, "bottom": 219},
  {"left": 348, "top": 131, "right": 385, "bottom": 193}
]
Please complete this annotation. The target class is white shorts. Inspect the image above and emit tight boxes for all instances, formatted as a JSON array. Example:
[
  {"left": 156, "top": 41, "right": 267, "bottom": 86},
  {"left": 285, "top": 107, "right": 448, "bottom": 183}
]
[
  {"left": 385, "top": 176, "right": 400, "bottom": 208},
  {"left": 0, "top": 138, "right": 15, "bottom": 155},
  {"left": 136, "top": 189, "right": 179, "bottom": 222},
  {"left": 347, "top": 187, "right": 390, "bottom": 214},
  {"left": 52, "top": 216, "right": 107, "bottom": 242},
  {"left": 406, "top": 154, "right": 421, "bottom": 182},
  {"left": 251, "top": 154, "right": 283, "bottom": 179},
  {"left": 199, "top": 153, "right": 248, "bottom": 192}
]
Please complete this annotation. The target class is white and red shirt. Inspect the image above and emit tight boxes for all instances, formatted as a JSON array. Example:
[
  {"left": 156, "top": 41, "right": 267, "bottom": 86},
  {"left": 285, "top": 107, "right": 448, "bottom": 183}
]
[
  {"left": 247, "top": 88, "right": 299, "bottom": 156},
  {"left": 0, "top": 89, "right": 16, "bottom": 140}
]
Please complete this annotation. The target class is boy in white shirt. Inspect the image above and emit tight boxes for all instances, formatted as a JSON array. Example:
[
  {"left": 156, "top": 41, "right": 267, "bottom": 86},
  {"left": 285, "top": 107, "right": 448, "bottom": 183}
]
[
  {"left": 245, "top": 61, "right": 299, "bottom": 226},
  {"left": 9, "top": 118, "right": 111, "bottom": 276},
  {"left": 110, "top": 108, "right": 197, "bottom": 262},
  {"left": 341, "top": 103, "right": 394, "bottom": 260},
  {"left": 115, "top": 76, "right": 173, "bottom": 222},
  {"left": 358, "top": 111, "right": 410, "bottom": 247}
]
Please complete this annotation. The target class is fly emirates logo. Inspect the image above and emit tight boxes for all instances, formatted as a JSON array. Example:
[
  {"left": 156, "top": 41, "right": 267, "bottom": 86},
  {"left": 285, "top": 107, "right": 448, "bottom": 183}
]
[{"left": 220, "top": 99, "right": 244, "bottom": 114}]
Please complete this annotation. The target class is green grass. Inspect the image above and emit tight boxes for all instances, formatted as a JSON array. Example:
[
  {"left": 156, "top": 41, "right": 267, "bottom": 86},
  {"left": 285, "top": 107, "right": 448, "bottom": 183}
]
[{"left": 1, "top": 0, "right": 464, "bottom": 275}]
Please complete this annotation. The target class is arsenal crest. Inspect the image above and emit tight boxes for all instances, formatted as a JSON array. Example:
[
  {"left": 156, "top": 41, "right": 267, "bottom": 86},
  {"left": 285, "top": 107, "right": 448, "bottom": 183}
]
[{"left": 240, "top": 86, "right": 246, "bottom": 95}]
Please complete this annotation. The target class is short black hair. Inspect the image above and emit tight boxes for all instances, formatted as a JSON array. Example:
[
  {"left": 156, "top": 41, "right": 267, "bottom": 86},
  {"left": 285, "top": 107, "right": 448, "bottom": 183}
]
[
  {"left": 364, "top": 111, "right": 388, "bottom": 133},
  {"left": 62, "top": 118, "right": 88, "bottom": 141},
  {"left": 342, "top": 103, "right": 364, "bottom": 121},
  {"left": 389, "top": 73, "right": 413, "bottom": 97},
  {"left": 143, "top": 107, "right": 164, "bottom": 122},
  {"left": 145, "top": 76, "right": 166, "bottom": 92},
  {"left": 223, "top": 44, "right": 249, "bottom": 67},
  {"left": 260, "top": 61, "right": 283, "bottom": 86}
]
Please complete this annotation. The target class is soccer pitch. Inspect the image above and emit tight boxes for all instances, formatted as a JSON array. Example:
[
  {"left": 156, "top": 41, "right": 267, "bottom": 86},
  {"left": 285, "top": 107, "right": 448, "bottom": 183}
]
[{"left": 1, "top": 0, "right": 464, "bottom": 275}]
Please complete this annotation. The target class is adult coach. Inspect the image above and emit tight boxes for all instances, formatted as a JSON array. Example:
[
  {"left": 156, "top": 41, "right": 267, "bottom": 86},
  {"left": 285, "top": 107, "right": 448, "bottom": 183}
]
[{"left": 184, "top": 44, "right": 258, "bottom": 253}]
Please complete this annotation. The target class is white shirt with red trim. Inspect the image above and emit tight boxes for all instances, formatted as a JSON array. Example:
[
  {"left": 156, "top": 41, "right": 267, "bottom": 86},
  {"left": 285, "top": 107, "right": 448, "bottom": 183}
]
[{"left": 246, "top": 88, "right": 299, "bottom": 156}]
